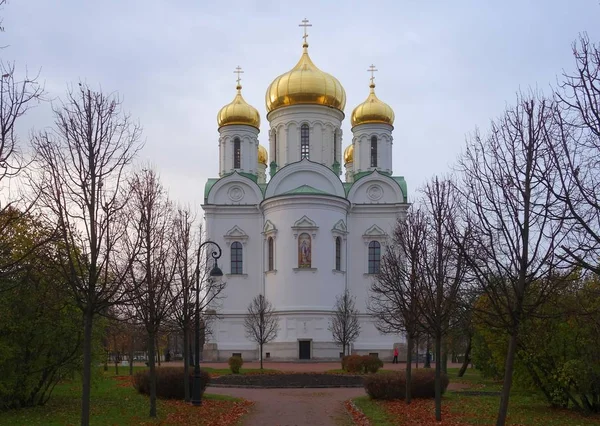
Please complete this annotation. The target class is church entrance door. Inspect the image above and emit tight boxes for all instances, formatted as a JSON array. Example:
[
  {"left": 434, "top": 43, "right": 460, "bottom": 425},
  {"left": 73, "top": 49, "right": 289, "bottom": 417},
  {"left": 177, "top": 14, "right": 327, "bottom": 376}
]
[{"left": 298, "top": 340, "right": 311, "bottom": 360}]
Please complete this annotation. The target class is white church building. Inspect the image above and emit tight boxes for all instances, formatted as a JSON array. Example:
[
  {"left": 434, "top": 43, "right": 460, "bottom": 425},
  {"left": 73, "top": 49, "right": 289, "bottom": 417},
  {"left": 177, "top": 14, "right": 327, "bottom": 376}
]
[{"left": 202, "top": 25, "right": 409, "bottom": 361}]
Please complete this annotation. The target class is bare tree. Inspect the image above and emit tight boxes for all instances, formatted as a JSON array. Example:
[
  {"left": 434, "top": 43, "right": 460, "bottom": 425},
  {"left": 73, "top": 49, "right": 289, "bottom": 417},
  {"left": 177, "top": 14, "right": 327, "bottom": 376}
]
[
  {"left": 31, "top": 83, "right": 142, "bottom": 426},
  {"left": 244, "top": 294, "right": 279, "bottom": 370},
  {"left": 329, "top": 288, "right": 361, "bottom": 357},
  {"left": 418, "top": 177, "right": 469, "bottom": 421},
  {"left": 171, "top": 207, "right": 226, "bottom": 401},
  {"left": 0, "top": 62, "right": 45, "bottom": 281},
  {"left": 548, "top": 34, "right": 600, "bottom": 275},
  {"left": 125, "top": 168, "right": 178, "bottom": 418},
  {"left": 369, "top": 207, "right": 427, "bottom": 404},
  {"left": 453, "top": 92, "right": 569, "bottom": 426}
]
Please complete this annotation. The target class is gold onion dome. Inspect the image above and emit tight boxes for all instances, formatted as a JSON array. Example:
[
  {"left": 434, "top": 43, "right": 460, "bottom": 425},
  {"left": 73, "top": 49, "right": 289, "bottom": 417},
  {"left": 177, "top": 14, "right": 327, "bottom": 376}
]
[
  {"left": 258, "top": 144, "right": 268, "bottom": 165},
  {"left": 265, "top": 42, "right": 346, "bottom": 114},
  {"left": 351, "top": 83, "right": 395, "bottom": 127},
  {"left": 217, "top": 84, "right": 261, "bottom": 130},
  {"left": 343, "top": 144, "right": 354, "bottom": 164}
]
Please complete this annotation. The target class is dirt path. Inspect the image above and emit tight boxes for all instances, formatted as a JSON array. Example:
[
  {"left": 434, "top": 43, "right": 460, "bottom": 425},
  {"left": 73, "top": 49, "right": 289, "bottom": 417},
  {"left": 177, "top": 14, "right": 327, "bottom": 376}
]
[{"left": 208, "top": 387, "right": 366, "bottom": 426}]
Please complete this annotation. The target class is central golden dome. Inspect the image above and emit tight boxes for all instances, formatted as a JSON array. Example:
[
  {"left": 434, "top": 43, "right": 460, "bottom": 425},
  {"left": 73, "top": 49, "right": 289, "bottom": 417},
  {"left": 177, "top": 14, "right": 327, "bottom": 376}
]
[
  {"left": 266, "top": 43, "right": 346, "bottom": 114},
  {"left": 351, "top": 83, "right": 395, "bottom": 127}
]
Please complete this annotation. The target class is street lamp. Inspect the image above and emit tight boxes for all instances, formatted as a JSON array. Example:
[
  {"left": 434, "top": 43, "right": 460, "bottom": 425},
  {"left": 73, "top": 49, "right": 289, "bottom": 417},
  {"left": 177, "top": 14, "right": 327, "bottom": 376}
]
[{"left": 192, "top": 240, "right": 223, "bottom": 406}]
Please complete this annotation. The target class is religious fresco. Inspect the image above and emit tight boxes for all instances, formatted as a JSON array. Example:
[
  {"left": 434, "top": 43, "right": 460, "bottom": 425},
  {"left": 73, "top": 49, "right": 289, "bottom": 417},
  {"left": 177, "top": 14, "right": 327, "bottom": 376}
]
[{"left": 298, "top": 233, "right": 312, "bottom": 268}]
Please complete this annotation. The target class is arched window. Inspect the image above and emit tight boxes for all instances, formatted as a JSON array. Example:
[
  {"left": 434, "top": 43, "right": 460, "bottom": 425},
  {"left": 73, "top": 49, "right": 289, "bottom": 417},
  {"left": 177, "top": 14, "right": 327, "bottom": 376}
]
[
  {"left": 267, "top": 237, "right": 274, "bottom": 271},
  {"left": 298, "top": 233, "right": 311, "bottom": 268},
  {"left": 233, "top": 137, "right": 241, "bottom": 169},
  {"left": 368, "top": 241, "right": 381, "bottom": 274},
  {"left": 333, "top": 130, "right": 338, "bottom": 162},
  {"left": 370, "top": 136, "right": 378, "bottom": 167},
  {"left": 230, "top": 241, "right": 243, "bottom": 274},
  {"left": 301, "top": 124, "right": 310, "bottom": 159},
  {"left": 335, "top": 237, "right": 342, "bottom": 271}
]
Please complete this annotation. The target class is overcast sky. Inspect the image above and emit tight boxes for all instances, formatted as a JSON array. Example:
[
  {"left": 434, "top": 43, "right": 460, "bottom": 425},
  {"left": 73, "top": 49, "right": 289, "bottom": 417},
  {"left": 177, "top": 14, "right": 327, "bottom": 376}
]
[{"left": 4, "top": 0, "right": 600, "bottom": 210}]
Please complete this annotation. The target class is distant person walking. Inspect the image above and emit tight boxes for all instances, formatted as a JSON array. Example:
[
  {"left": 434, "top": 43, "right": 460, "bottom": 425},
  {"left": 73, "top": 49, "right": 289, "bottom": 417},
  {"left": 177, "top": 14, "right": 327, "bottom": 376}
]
[{"left": 392, "top": 347, "right": 399, "bottom": 364}]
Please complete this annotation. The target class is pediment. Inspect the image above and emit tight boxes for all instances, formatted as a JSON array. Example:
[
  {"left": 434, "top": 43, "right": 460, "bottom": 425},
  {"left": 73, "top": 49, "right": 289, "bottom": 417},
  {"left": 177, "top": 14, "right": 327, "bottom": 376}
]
[
  {"left": 332, "top": 219, "right": 348, "bottom": 234},
  {"left": 263, "top": 220, "right": 277, "bottom": 233},
  {"left": 363, "top": 224, "right": 386, "bottom": 237},
  {"left": 224, "top": 225, "right": 249, "bottom": 244},
  {"left": 292, "top": 215, "right": 318, "bottom": 229}
]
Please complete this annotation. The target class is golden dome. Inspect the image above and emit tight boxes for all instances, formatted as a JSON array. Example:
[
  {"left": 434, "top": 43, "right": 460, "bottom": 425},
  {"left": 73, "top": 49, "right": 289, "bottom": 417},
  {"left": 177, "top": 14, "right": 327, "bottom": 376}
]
[
  {"left": 265, "top": 42, "right": 346, "bottom": 114},
  {"left": 343, "top": 144, "right": 354, "bottom": 164},
  {"left": 217, "top": 85, "right": 260, "bottom": 130},
  {"left": 258, "top": 144, "right": 268, "bottom": 165},
  {"left": 351, "top": 83, "right": 395, "bottom": 127}
]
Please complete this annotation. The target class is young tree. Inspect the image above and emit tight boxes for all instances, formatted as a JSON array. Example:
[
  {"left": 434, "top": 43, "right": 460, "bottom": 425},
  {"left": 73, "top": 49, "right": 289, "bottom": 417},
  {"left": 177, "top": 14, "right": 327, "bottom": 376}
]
[
  {"left": 418, "top": 177, "right": 469, "bottom": 421},
  {"left": 454, "top": 92, "right": 569, "bottom": 426},
  {"left": 31, "top": 83, "right": 142, "bottom": 426},
  {"left": 125, "top": 168, "right": 178, "bottom": 418},
  {"left": 329, "top": 288, "right": 361, "bottom": 357},
  {"left": 243, "top": 294, "right": 279, "bottom": 370},
  {"left": 171, "top": 207, "right": 226, "bottom": 401},
  {"left": 369, "top": 207, "right": 427, "bottom": 404}
]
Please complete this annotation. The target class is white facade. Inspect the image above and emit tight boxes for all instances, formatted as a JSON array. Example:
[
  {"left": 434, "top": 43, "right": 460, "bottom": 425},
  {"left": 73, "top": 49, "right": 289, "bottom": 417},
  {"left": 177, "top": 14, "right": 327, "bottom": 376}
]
[{"left": 202, "top": 41, "right": 408, "bottom": 361}]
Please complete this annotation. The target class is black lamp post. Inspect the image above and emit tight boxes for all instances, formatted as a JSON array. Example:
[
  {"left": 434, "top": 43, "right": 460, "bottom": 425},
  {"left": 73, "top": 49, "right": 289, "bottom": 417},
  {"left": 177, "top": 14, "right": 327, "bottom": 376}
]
[{"left": 192, "top": 240, "right": 223, "bottom": 406}]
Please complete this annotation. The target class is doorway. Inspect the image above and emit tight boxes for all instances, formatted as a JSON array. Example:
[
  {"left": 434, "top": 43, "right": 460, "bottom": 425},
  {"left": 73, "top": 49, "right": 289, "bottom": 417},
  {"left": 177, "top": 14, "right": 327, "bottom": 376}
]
[{"left": 299, "top": 340, "right": 311, "bottom": 360}]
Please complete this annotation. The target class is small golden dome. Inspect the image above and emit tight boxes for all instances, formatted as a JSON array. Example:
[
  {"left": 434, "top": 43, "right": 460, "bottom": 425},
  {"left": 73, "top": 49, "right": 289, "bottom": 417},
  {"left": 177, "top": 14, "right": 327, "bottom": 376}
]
[
  {"left": 351, "top": 83, "right": 395, "bottom": 127},
  {"left": 258, "top": 144, "right": 268, "bottom": 165},
  {"left": 217, "top": 85, "right": 261, "bottom": 130},
  {"left": 265, "top": 43, "right": 346, "bottom": 114},
  {"left": 343, "top": 144, "right": 354, "bottom": 164}
]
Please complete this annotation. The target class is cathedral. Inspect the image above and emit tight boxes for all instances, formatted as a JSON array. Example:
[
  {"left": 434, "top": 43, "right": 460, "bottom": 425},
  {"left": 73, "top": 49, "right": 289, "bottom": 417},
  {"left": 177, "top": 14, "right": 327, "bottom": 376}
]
[{"left": 202, "top": 22, "right": 409, "bottom": 361}]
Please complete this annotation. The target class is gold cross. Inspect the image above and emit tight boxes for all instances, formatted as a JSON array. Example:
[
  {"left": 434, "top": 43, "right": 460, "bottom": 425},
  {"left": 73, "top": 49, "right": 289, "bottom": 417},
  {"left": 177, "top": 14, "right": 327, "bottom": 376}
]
[
  {"left": 368, "top": 64, "right": 378, "bottom": 85},
  {"left": 299, "top": 18, "right": 312, "bottom": 44},
  {"left": 233, "top": 66, "right": 244, "bottom": 86}
]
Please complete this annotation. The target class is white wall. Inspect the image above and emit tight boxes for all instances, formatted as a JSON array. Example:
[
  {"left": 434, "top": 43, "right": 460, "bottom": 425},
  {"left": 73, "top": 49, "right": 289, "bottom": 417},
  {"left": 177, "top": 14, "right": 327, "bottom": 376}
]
[
  {"left": 352, "top": 123, "right": 394, "bottom": 175},
  {"left": 219, "top": 125, "right": 260, "bottom": 177}
]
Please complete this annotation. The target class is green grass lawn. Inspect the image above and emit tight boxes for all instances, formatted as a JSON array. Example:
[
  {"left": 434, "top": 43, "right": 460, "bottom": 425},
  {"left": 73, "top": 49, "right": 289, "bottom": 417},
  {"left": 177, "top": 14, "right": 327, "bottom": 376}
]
[
  {"left": 0, "top": 368, "right": 248, "bottom": 426},
  {"left": 353, "top": 367, "right": 600, "bottom": 425}
]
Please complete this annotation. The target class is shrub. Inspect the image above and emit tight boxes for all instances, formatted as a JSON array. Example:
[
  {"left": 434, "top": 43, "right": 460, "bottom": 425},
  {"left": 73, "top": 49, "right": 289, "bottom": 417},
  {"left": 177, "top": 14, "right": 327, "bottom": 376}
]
[
  {"left": 133, "top": 367, "right": 210, "bottom": 399},
  {"left": 362, "top": 355, "right": 384, "bottom": 373},
  {"left": 364, "top": 369, "right": 449, "bottom": 400},
  {"left": 229, "top": 356, "right": 244, "bottom": 374},
  {"left": 342, "top": 355, "right": 364, "bottom": 373}
]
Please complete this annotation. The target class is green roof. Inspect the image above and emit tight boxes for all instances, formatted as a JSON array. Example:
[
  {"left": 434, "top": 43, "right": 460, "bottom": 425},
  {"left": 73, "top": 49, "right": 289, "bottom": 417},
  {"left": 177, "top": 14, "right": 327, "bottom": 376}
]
[
  {"left": 204, "top": 178, "right": 219, "bottom": 200},
  {"left": 281, "top": 184, "right": 331, "bottom": 196}
]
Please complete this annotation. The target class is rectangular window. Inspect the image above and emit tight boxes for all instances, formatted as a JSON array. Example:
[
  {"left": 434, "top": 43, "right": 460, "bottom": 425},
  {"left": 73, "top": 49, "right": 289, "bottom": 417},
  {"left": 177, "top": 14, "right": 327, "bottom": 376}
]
[
  {"left": 335, "top": 237, "right": 342, "bottom": 271},
  {"left": 368, "top": 241, "right": 381, "bottom": 274},
  {"left": 231, "top": 241, "right": 243, "bottom": 274}
]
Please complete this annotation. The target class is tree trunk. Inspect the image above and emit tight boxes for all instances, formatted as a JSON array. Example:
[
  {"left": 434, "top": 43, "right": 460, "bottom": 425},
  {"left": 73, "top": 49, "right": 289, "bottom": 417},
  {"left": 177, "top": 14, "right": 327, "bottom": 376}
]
[
  {"left": 129, "top": 338, "right": 134, "bottom": 376},
  {"left": 458, "top": 337, "right": 472, "bottom": 377},
  {"left": 114, "top": 353, "right": 119, "bottom": 376},
  {"left": 425, "top": 338, "right": 431, "bottom": 368},
  {"left": 259, "top": 343, "right": 263, "bottom": 370},
  {"left": 496, "top": 333, "right": 518, "bottom": 426},
  {"left": 434, "top": 332, "right": 442, "bottom": 421},
  {"left": 442, "top": 344, "right": 448, "bottom": 375},
  {"left": 80, "top": 309, "right": 93, "bottom": 426},
  {"left": 415, "top": 338, "right": 419, "bottom": 369},
  {"left": 148, "top": 330, "right": 157, "bottom": 418},
  {"left": 183, "top": 324, "right": 190, "bottom": 402},
  {"left": 406, "top": 335, "right": 413, "bottom": 405},
  {"left": 156, "top": 335, "right": 161, "bottom": 367}
]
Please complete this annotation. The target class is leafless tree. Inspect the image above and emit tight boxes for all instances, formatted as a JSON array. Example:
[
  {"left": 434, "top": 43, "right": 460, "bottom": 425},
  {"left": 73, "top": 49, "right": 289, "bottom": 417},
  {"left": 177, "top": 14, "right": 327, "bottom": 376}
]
[
  {"left": 0, "top": 62, "right": 45, "bottom": 281},
  {"left": 369, "top": 207, "right": 427, "bottom": 404},
  {"left": 244, "top": 294, "right": 279, "bottom": 370},
  {"left": 453, "top": 92, "right": 569, "bottom": 426},
  {"left": 418, "top": 177, "right": 469, "bottom": 421},
  {"left": 171, "top": 207, "right": 226, "bottom": 401},
  {"left": 125, "top": 168, "right": 178, "bottom": 418},
  {"left": 548, "top": 34, "right": 600, "bottom": 275},
  {"left": 329, "top": 288, "right": 361, "bottom": 357},
  {"left": 31, "top": 83, "right": 142, "bottom": 426}
]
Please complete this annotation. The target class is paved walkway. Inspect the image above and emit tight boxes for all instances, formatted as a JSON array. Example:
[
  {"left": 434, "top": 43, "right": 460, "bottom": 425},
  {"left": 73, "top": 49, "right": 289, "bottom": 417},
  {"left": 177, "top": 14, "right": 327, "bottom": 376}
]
[{"left": 208, "top": 386, "right": 365, "bottom": 426}]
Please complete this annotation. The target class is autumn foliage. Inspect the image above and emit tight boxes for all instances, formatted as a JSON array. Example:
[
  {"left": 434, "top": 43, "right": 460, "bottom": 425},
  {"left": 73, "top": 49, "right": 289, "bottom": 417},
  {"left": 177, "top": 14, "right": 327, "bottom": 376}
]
[
  {"left": 228, "top": 356, "right": 244, "bottom": 374},
  {"left": 341, "top": 355, "right": 383, "bottom": 373},
  {"left": 364, "top": 369, "right": 449, "bottom": 400}
]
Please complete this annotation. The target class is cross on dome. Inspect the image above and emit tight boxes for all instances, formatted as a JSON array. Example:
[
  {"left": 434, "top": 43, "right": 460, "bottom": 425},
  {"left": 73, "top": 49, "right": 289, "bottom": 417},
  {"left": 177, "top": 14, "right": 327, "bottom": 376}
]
[
  {"left": 368, "top": 64, "right": 378, "bottom": 86},
  {"left": 233, "top": 65, "right": 244, "bottom": 88},
  {"left": 299, "top": 18, "right": 312, "bottom": 46}
]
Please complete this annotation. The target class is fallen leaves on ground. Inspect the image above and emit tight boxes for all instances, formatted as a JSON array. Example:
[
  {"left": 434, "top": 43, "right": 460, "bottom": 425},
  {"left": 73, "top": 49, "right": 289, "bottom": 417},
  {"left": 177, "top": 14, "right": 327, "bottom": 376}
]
[
  {"left": 113, "top": 375, "right": 134, "bottom": 388},
  {"left": 344, "top": 400, "right": 371, "bottom": 426},
  {"left": 136, "top": 398, "right": 253, "bottom": 426},
  {"left": 384, "top": 399, "right": 469, "bottom": 425}
]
